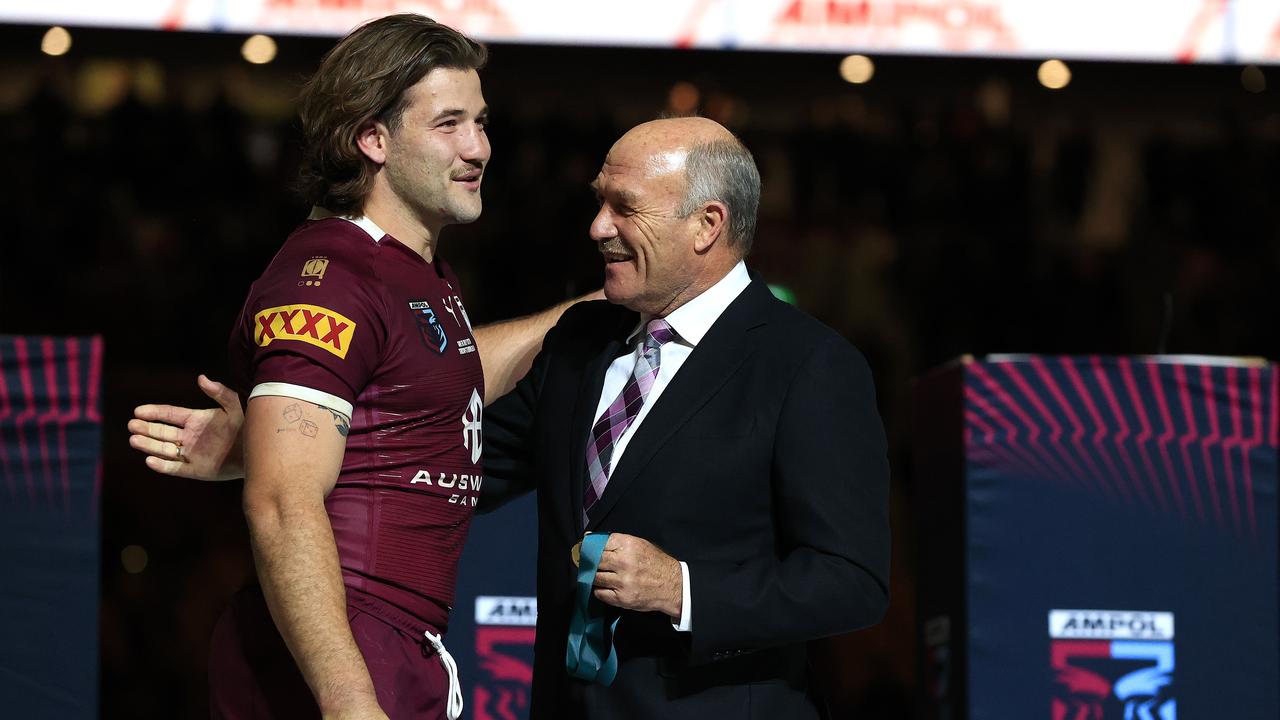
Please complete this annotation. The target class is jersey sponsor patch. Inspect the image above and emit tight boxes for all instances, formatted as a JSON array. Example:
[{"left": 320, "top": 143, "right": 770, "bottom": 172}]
[
  {"left": 408, "top": 299, "right": 448, "bottom": 355},
  {"left": 254, "top": 304, "right": 357, "bottom": 359}
]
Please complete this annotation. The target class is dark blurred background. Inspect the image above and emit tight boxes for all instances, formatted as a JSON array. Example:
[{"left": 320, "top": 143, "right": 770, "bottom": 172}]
[{"left": 0, "top": 20, "right": 1277, "bottom": 719}]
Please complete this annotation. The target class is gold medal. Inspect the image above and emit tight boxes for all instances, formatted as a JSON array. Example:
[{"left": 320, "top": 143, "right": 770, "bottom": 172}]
[{"left": 570, "top": 532, "right": 592, "bottom": 567}]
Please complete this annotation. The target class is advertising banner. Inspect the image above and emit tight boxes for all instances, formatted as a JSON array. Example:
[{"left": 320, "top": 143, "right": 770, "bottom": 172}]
[
  {"left": 0, "top": 336, "right": 103, "bottom": 719},
  {"left": 916, "top": 355, "right": 1278, "bottom": 719},
  {"left": 451, "top": 492, "right": 538, "bottom": 720},
  {"left": 3, "top": 1, "right": 1279, "bottom": 64}
]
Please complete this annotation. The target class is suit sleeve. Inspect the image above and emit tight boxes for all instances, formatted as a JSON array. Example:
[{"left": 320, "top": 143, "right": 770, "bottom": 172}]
[{"left": 686, "top": 335, "right": 890, "bottom": 662}]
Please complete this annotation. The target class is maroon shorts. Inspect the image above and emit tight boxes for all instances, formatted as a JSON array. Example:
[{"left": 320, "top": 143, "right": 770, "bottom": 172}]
[{"left": 208, "top": 587, "right": 451, "bottom": 720}]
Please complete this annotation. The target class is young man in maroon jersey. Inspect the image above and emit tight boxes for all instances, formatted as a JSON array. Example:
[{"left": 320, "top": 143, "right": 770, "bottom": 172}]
[
  {"left": 133, "top": 116, "right": 891, "bottom": 720},
  {"left": 127, "top": 14, "right": 586, "bottom": 720}
]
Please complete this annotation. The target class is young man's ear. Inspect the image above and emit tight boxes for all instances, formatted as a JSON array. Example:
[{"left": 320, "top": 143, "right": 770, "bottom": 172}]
[{"left": 355, "top": 120, "right": 389, "bottom": 165}]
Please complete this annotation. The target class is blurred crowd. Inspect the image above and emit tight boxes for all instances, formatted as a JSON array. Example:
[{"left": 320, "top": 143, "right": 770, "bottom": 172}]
[{"left": 1, "top": 34, "right": 1277, "bottom": 718}]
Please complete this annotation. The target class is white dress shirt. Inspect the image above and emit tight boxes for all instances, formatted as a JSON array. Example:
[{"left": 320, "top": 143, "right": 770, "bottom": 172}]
[{"left": 590, "top": 260, "right": 752, "bottom": 632}]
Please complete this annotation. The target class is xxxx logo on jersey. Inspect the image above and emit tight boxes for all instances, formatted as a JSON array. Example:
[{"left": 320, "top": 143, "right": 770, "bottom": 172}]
[{"left": 254, "top": 304, "right": 356, "bottom": 359}]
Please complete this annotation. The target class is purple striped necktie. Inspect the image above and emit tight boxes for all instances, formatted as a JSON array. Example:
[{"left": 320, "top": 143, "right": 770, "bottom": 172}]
[{"left": 583, "top": 318, "right": 677, "bottom": 516}]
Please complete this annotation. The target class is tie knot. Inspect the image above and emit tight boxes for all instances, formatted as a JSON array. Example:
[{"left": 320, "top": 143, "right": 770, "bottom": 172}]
[{"left": 644, "top": 318, "right": 676, "bottom": 350}]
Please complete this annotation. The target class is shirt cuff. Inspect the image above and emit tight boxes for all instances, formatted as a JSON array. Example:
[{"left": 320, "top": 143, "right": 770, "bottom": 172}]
[{"left": 672, "top": 561, "right": 692, "bottom": 632}]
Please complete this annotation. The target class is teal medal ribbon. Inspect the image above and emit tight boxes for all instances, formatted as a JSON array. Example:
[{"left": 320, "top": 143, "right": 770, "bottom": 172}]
[{"left": 565, "top": 532, "right": 620, "bottom": 686}]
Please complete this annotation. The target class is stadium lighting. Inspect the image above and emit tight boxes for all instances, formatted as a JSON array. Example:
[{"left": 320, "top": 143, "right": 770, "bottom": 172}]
[
  {"left": 1241, "top": 65, "right": 1266, "bottom": 93},
  {"left": 840, "top": 54, "right": 875, "bottom": 84},
  {"left": 121, "top": 545, "right": 149, "bottom": 574},
  {"left": 41, "top": 26, "right": 71, "bottom": 57},
  {"left": 241, "top": 34, "right": 277, "bottom": 65},
  {"left": 668, "top": 81, "right": 700, "bottom": 114},
  {"left": 1038, "top": 59, "right": 1071, "bottom": 90}
]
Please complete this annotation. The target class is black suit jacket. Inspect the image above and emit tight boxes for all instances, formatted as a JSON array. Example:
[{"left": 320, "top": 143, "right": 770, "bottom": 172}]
[{"left": 482, "top": 277, "right": 890, "bottom": 719}]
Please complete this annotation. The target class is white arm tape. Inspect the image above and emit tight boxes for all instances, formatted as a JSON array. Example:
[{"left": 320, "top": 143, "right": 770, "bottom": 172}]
[{"left": 248, "top": 382, "right": 353, "bottom": 418}]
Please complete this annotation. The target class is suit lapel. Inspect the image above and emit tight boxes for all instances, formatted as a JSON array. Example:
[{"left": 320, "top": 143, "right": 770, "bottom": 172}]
[
  {"left": 585, "top": 280, "right": 774, "bottom": 530},
  {"left": 568, "top": 309, "right": 638, "bottom": 536}
]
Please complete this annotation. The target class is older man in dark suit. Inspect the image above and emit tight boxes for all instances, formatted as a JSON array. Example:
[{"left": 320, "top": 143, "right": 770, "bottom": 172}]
[
  {"left": 482, "top": 116, "right": 890, "bottom": 719},
  {"left": 127, "top": 115, "right": 889, "bottom": 720}
]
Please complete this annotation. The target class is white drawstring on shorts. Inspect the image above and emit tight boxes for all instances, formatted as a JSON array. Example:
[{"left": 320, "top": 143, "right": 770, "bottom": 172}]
[{"left": 424, "top": 630, "right": 463, "bottom": 720}]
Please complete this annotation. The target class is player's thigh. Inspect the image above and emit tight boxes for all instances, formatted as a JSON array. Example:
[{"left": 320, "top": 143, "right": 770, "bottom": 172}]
[{"left": 349, "top": 607, "right": 450, "bottom": 719}]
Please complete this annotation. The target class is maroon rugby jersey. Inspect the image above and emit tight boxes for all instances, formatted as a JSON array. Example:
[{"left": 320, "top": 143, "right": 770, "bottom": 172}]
[{"left": 228, "top": 214, "right": 484, "bottom": 630}]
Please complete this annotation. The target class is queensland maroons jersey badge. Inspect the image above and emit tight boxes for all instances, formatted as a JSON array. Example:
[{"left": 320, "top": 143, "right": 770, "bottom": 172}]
[{"left": 408, "top": 300, "right": 448, "bottom": 355}]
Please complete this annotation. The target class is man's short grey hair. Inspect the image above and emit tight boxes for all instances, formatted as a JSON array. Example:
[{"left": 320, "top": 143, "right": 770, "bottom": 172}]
[{"left": 676, "top": 137, "right": 761, "bottom": 255}]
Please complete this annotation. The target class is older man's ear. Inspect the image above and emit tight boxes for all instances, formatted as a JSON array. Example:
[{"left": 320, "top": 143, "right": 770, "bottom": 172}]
[{"left": 693, "top": 201, "right": 730, "bottom": 254}]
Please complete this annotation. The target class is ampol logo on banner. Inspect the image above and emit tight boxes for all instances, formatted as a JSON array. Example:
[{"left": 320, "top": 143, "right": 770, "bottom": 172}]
[
  {"left": 473, "top": 596, "right": 537, "bottom": 720},
  {"left": 1049, "top": 609, "right": 1175, "bottom": 720}
]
